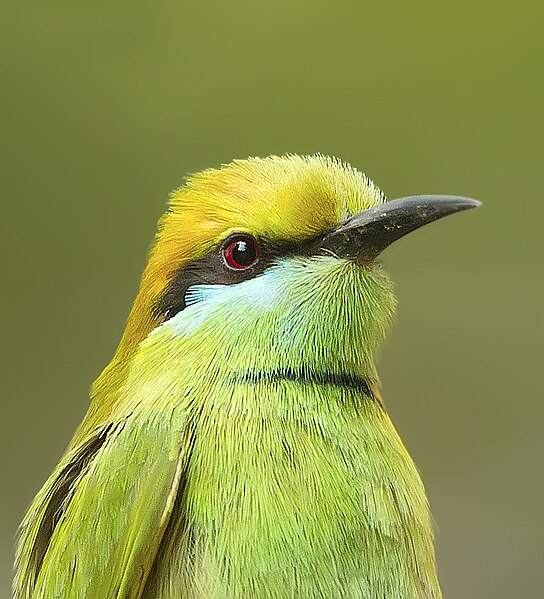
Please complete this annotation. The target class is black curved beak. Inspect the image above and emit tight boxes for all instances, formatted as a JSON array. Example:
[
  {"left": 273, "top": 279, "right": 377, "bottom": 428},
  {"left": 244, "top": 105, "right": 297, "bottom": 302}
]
[{"left": 321, "top": 195, "right": 481, "bottom": 262}]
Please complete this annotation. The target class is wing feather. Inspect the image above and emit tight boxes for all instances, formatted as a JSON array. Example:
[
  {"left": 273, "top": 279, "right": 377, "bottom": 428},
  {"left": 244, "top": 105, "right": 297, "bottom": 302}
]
[{"left": 15, "top": 403, "right": 191, "bottom": 599}]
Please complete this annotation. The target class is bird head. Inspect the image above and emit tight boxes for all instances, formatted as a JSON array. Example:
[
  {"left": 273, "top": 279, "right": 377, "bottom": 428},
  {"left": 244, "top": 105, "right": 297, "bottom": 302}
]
[{"left": 85, "top": 154, "right": 478, "bottom": 438}]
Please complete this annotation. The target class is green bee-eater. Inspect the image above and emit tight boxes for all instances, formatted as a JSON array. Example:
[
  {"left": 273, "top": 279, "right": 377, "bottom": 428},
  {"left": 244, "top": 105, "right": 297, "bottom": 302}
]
[{"left": 15, "top": 155, "right": 479, "bottom": 599}]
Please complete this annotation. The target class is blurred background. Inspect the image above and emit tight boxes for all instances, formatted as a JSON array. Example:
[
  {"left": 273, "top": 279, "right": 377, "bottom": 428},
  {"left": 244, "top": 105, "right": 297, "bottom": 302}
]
[{"left": 1, "top": 1, "right": 542, "bottom": 597}]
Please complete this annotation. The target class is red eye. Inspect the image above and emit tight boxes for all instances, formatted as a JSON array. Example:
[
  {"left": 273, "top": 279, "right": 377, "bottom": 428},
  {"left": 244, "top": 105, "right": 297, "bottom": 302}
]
[{"left": 222, "top": 235, "right": 260, "bottom": 270}]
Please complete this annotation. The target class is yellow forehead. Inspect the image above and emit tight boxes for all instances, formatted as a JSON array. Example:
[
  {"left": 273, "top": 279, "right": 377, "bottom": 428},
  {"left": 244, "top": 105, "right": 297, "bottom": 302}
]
[{"left": 165, "top": 154, "right": 385, "bottom": 253}]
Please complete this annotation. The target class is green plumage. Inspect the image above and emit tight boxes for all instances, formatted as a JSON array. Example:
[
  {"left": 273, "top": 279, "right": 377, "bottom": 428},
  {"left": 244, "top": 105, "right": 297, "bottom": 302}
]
[{"left": 15, "top": 156, "right": 475, "bottom": 599}]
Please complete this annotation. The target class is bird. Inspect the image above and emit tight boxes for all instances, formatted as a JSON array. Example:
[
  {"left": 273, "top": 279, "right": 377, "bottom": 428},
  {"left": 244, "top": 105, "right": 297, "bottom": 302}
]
[{"left": 14, "top": 154, "right": 480, "bottom": 599}]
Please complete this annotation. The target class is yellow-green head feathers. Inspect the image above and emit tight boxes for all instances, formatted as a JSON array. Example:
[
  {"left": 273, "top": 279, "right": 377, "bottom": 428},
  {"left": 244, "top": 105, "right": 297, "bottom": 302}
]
[
  {"left": 125, "top": 154, "right": 385, "bottom": 356},
  {"left": 80, "top": 155, "right": 390, "bottom": 443}
]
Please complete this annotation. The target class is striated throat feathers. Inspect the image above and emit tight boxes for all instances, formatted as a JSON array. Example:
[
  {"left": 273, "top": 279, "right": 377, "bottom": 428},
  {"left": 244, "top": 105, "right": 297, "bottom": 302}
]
[{"left": 15, "top": 154, "right": 480, "bottom": 599}]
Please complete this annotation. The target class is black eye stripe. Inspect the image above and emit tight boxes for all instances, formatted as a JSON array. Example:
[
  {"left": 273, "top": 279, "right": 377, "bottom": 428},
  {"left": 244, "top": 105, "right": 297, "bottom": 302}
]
[
  {"left": 156, "top": 243, "right": 269, "bottom": 321},
  {"left": 155, "top": 232, "right": 326, "bottom": 322}
]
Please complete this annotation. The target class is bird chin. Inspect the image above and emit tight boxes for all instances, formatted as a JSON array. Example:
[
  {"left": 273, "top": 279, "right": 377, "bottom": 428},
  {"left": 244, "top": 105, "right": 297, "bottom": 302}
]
[{"left": 150, "top": 256, "right": 395, "bottom": 383}]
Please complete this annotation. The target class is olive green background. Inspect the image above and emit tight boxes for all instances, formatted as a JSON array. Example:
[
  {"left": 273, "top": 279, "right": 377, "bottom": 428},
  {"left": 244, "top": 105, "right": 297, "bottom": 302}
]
[{"left": 2, "top": 2, "right": 542, "bottom": 597}]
